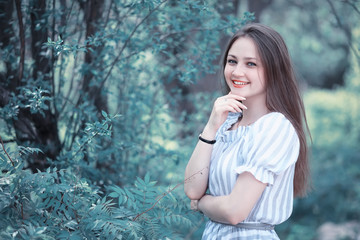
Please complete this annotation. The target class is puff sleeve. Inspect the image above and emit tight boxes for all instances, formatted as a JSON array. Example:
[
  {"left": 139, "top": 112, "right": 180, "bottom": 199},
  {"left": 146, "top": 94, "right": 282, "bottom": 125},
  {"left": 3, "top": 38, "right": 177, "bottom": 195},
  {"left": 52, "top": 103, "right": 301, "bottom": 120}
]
[{"left": 234, "top": 113, "right": 300, "bottom": 185}]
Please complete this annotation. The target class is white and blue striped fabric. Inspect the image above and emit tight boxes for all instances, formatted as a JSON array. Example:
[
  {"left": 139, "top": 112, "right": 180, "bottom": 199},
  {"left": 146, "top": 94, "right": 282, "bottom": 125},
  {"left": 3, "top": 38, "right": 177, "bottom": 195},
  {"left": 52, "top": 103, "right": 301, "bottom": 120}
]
[{"left": 202, "top": 112, "right": 300, "bottom": 240}]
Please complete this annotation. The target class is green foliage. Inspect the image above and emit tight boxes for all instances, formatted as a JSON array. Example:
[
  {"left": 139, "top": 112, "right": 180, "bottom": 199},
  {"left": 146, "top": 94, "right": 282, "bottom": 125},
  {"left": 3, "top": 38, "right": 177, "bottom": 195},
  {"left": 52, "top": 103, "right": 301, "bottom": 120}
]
[
  {"left": 42, "top": 0, "right": 254, "bottom": 187},
  {"left": 1, "top": 86, "right": 51, "bottom": 120},
  {"left": 0, "top": 1, "right": 254, "bottom": 238},
  {"left": 305, "top": 89, "right": 360, "bottom": 220},
  {"left": 0, "top": 140, "right": 195, "bottom": 239}
]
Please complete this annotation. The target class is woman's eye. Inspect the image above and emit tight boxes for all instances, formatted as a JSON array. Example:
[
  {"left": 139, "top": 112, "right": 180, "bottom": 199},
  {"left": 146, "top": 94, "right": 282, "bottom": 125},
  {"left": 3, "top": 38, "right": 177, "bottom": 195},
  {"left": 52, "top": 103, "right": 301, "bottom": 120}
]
[
  {"left": 247, "top": 62, "right": 256, "bottom": 66},
  {"left": 227, "top": 59, "right": 237, "bottom": 64}
]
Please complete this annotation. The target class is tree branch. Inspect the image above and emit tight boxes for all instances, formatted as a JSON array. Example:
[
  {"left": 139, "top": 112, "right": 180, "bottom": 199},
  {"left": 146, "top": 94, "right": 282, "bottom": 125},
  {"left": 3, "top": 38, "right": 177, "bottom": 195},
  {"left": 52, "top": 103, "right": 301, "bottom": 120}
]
[
  {"left": 103, "top": 0, "right": 113, "bottom": 29},
  {"left": 327, "top": 0, "right": 360, "bottom": 59},
  {"left": 0, "top": 135, "right": 15, "bottom": 167},
  {"left": 95, "top": 0, "right": 168, "bottom": 96},
  {"left": 51, "top": 0, "right": 59, "bottom": 120},
  {"left": 133, "top": 167, "right": 208, "bottom": 221},
  {"left": 15, "top": 0, "right": 25, "bottom": 89},
  {"left": 342, "top": 0, "right": 360, "bottom": 15}
]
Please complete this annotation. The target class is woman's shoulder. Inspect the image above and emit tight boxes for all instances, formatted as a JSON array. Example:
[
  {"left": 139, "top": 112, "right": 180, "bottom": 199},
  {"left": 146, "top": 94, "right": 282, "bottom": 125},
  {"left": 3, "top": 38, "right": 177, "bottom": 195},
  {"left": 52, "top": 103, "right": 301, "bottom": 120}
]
[
  {"left": 253, "top": 112, "right": 289, "bottom": 126},
  {"left": 250, "top": 112, "right": 296, "bottom": 135}
]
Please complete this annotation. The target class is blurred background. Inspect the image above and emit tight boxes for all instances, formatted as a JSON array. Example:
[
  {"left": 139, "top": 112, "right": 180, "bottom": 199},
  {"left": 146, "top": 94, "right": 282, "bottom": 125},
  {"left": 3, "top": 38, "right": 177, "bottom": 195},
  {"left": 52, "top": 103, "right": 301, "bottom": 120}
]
[{"left": 0, "top": 0, "right": 359, "bottom": 239}]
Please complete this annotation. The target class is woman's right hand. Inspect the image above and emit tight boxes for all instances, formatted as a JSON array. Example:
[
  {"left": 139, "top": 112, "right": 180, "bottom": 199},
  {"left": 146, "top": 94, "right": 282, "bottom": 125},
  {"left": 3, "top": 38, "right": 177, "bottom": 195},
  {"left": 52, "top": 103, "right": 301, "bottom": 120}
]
[{"left": 203, "top": 92, "right": 247, "bottom": 138}]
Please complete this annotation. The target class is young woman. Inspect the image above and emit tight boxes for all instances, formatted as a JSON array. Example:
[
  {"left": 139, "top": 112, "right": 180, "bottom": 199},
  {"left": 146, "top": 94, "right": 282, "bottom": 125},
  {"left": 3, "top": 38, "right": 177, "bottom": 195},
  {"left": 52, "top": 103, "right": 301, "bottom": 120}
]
[{"left": 184, "top": 23, "right": 310, "bottom": 239}]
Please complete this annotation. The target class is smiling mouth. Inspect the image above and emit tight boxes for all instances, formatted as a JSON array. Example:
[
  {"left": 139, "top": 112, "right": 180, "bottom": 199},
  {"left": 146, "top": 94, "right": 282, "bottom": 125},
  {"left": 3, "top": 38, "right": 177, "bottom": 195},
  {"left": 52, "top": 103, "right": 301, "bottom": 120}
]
[{"left": 232, "top": 80, "right": 249, "bottom": 88}]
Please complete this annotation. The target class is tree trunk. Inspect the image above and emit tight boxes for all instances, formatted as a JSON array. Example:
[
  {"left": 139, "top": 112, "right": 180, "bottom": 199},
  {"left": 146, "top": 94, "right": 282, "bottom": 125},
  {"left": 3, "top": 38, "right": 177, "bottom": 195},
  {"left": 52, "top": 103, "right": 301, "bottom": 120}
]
[
  {"left": 78, "top": 0, "right": 108, "bottom": 114},
  {"left": 14, "top": 0, "right": 61, "bottom": 171},
  {"left": 0, "top": 0, "right": 16, "bottom": 105}
]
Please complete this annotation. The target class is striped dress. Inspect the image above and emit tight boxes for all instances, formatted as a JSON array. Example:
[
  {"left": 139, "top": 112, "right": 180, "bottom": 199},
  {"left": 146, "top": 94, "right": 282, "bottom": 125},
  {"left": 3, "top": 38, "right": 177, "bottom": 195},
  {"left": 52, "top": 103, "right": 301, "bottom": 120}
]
[{"left": 202, "top": 112, "right": 300, "bottom": 240}]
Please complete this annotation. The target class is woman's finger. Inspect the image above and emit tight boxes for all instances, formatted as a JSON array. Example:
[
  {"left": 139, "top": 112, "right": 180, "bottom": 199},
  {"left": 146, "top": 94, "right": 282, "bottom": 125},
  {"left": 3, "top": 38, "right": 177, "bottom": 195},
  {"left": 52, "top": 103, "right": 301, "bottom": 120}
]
[
  {"left": 228, "top": 92, "right": 246, "bottom": 101},
  {"left": 218, "top": 98, "right": 247, "bottom": 112}
]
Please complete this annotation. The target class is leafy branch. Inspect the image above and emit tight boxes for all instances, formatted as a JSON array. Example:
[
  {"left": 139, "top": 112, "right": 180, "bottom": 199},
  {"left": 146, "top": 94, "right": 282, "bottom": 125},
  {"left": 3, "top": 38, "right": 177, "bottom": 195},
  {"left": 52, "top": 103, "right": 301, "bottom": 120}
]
[
  {"left": 0, "top": 135, "right": 15, "bottom": 167},
  {"left": 133, "top": 167, "right": 208, "bottom": 221},
  {"left": 72, "top": 111, "right": 120, "bottom": 158}
]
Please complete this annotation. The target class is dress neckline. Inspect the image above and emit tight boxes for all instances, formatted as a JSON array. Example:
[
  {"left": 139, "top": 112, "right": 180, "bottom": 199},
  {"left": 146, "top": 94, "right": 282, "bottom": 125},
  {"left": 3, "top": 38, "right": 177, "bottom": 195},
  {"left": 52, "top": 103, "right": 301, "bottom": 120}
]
[{"left": 227, "top": 111, "right": 276, "bottom": 132}]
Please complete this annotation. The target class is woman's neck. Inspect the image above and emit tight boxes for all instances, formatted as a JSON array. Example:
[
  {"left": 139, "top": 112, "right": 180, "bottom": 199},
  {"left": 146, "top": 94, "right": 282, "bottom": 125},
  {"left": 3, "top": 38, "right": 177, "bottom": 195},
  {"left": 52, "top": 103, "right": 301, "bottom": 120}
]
[{"left": 238, "top": 98, "right": 270, "bottom": 127}]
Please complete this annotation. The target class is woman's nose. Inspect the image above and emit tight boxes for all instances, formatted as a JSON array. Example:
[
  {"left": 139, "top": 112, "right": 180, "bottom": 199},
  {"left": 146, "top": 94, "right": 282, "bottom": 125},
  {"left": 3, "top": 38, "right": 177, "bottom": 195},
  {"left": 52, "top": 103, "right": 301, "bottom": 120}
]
[{"left": 232, "top": 65, "right": 245, "bottom": 78}]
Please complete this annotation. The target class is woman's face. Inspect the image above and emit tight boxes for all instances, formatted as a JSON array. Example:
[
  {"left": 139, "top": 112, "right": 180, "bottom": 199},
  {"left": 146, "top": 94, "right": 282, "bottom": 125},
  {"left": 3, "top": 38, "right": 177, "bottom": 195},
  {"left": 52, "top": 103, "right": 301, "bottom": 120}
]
[{"left": 224, "top": 37, "right": 266, "bottom": 101}]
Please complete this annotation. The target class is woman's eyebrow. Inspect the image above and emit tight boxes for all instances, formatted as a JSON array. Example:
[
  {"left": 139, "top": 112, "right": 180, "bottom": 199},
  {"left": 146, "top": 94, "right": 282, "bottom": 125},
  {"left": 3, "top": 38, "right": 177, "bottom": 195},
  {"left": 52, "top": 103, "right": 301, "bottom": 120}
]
[
  {"left": 228, "top": 54, "right": 257, "bottom": 61},
  {"left": 227, "top": 54, "right": 237, "bottom": 59},
  {"left": 244, "top": 57, "right": 257, "bottom": 61}
]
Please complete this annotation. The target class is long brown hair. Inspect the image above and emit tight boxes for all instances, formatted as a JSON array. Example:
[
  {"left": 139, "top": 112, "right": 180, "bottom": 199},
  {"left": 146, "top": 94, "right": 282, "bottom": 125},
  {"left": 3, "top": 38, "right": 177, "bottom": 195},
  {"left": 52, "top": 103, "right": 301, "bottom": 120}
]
[{"left": 221, "top": 23, "right": 311, "bottom": 197}]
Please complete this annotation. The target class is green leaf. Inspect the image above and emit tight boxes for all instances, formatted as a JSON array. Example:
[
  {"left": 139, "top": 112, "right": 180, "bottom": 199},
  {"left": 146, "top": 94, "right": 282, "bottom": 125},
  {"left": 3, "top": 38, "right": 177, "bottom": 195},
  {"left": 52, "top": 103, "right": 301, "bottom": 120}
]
[
  {"left": 108, "top": 192, "right": 119, "bottom": 198},
  {"left": 102, "top": 110, "right": 108, "bottom": 118}
]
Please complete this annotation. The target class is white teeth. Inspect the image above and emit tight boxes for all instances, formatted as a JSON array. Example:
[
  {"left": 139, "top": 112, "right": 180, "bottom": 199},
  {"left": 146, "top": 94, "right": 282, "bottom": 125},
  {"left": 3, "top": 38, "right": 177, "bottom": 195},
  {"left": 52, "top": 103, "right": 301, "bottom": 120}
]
[{"left": 233, "top": 81, "right": 248, "bottom": 85}]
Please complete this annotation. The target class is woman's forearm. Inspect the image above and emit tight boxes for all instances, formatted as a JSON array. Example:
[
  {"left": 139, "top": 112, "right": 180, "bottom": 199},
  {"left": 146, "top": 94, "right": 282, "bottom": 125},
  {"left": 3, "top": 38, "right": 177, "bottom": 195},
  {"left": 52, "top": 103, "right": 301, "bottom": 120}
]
[
  {"left": 197, "top": 172, "right": 267, "bottom": 225},
  {"left": 184, "top": 126, "right": 216, "bottom": 200},
  {"left": 198, "top": 194, "right": 249, "bottom": 225},
  {"left": 184, "top": 141, "right": 212, "bottom": 199},
  {"left": 198, "top": 195, "right": 234, "bottom": 224}
]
